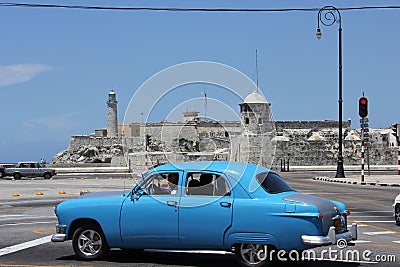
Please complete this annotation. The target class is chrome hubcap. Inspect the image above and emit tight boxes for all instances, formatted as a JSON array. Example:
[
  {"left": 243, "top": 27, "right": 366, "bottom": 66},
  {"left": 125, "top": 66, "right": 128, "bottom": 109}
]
[
  {"left": 78, "top": 230, "right": 102, "bottom": 256},
  {"left": 240, "top": 244, "right": 268, "bottom": 265}
]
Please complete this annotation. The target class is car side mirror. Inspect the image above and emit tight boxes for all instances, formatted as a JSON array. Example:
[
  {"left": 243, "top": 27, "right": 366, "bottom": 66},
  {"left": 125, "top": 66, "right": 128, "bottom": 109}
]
[{"left": 131, "top": 188, "right": 146, "bottom": 202}]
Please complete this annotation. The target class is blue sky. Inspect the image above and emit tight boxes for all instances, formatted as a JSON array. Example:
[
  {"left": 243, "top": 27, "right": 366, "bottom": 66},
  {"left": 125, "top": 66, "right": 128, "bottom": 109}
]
[{"left": 0, "top": 0, "right": 399, "bottom": 163}]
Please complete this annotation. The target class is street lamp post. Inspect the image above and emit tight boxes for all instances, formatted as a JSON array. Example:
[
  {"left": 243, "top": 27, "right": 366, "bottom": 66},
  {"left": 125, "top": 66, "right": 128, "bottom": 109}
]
[{"left": 316, "top": 6, "right": 345, "bottom": 178}]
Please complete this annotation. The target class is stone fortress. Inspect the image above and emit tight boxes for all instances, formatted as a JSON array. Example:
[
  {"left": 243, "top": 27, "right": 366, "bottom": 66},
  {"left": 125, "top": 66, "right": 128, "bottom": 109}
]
[{"left": 52, "top": 90, "right": 399, "bottom": 173}]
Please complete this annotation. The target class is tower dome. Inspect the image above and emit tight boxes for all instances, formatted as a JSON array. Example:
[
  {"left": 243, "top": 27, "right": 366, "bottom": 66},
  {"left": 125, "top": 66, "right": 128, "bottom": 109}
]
[{"left": 243, "top": 91, "right": 267, "bottom": 104}]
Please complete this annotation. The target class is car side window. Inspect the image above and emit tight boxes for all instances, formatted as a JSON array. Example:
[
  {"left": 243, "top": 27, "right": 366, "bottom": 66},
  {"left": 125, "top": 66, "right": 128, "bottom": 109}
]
[
  {"left": 186, "top": 172, "right": 231, "bottom": 197},
  {"left": 142, "top": 172, "right": 180, "bottom": 196}
]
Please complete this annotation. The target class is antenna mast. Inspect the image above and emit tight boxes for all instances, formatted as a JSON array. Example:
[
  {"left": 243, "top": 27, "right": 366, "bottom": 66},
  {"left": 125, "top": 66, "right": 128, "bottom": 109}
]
[
  {"left": 256, "top": 49, "right": 259, "bottom": 93},
  {"left": 203, "top": 88, "right": 207, "bottom": 121}
]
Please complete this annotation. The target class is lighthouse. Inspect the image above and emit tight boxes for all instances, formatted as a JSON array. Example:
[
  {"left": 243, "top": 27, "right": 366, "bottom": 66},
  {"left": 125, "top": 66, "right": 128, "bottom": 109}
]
[{"left": 107, "top": 90, "right": 118, "bottom": 137}]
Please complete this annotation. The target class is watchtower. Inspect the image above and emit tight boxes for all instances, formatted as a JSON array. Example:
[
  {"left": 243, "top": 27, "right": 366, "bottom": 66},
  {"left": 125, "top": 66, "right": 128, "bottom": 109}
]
[{"left": 239, "top": 91, "right": 272, "bottom": 135}]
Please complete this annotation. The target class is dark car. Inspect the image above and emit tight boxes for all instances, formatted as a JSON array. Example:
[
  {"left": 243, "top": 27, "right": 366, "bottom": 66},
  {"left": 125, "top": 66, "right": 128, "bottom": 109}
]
[
  {"left": 0, "top": 167, "right": 5, "bottom": 178},
  {"left": 3, "top": 161, "right": 56, "bottom": 180}
]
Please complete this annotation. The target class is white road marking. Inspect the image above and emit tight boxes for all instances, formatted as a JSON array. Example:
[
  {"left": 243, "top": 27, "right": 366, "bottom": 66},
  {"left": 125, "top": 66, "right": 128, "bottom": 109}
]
[
  {"left": 0, "top": 216, "right": 56, "bottom": 222},
  {"left": 0, "top": 221, "right": 54, "bottom": 227},
  {"left": 302, "top": 192, "right": 348, "bottom": 195},
  {"left": 351, "top": 215, "right": 393, "bottom": 217},
  {"left": 351, "top": 221, "right": 394, "bottom": 223},
  {"left": 0, "top": 235, "right": 52, "bottom": 257},
  {"left": 351, "top": 224, "right": 367, "bottom": 227},
  {"left": 363, "top": 231, "right": 395, "bottom": 236},
  {"left": 393, "top": 241, "right": 400, "bottom": 244},
  {"left": 351, "top": 240, "right": 372, "bottom": 244},
  {"left": 350, "top": 213, "right": 393, "bottom": 214}
]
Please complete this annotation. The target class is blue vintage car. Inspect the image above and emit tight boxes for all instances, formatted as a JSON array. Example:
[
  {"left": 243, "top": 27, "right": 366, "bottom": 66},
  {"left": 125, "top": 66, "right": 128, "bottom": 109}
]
[{"left": 52, "top": 161, "right": 357, "bottom": 266}]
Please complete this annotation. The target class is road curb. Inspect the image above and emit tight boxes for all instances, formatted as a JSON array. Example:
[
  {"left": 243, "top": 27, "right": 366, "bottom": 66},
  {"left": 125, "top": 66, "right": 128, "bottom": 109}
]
[{"left": 313, "top": 176, "right": 400, "bottom": 187}]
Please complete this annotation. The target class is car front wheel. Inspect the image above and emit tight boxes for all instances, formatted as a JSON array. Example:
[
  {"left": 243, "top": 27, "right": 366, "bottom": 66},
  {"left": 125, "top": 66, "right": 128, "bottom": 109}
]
[
  {"left": 235, "top": 243, "right": 271, "bottom": 267},
  {"left": 395, "top": 204, "right": 400, "bottom": 226},
  {"left": 43, "top": 172, "right": 52, "bottom": 179},
  {"left": 72, "top": 223, "right": 109, "bottom": 260},
  {"left": 13, "top": 173, "right": 22, "bottom": 180}
]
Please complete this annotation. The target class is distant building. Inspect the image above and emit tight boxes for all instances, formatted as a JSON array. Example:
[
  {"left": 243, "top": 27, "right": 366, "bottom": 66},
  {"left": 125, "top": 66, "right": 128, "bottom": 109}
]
[
  {"left": 183, "top": 110, "right": 200, "bottom": 122},
  {"left": 52, "top": 90, "right": 399, "bottom": 173}
]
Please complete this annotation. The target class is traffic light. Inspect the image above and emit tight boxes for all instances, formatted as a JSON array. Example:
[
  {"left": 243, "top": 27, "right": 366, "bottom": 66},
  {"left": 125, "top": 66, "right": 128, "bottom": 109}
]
[
  {"left": 391, "top": 124, "right": 398, "bottom": 138},
  {"left": 145, "top": 134, "right": 151, "bottom": 146},
  {"left": 358, "top": 96, "right": 368, "bottom": 117}
]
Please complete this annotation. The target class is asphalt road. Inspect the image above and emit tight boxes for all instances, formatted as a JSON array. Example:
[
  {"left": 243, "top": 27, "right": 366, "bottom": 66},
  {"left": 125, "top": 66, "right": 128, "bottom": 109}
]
[{"left": 0, "top": 172, "right": 399, "bottom": 266}]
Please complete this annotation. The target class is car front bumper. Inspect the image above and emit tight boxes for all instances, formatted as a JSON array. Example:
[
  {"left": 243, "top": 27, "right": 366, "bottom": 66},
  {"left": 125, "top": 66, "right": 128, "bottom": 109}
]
[
  {"left": 51, "top": 224, "right": 67, "bottom": 242},
  {"left": 301, "top": 223, "right": 357, "bottom": 246}
]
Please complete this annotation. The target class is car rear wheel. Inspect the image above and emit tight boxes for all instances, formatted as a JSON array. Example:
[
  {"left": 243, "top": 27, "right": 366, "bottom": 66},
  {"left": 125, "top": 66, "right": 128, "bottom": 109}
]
[
  {"left": 13, "top": 173, "right": 22, "bottom": 180},
  {"left": 0, "top": 171, "right": 4, "bottom": 178},
  {"left": 395, "top": 204, "right": 400, "bottom": 226},
  {"left": 43, "top": 172, "right": 52, "bottom": 179},
  {"left": 235, "top": 243, "right": 271, "bottom": 267},
  {"left": 72, "top": 223, "right": 109, "bottom": 260}
]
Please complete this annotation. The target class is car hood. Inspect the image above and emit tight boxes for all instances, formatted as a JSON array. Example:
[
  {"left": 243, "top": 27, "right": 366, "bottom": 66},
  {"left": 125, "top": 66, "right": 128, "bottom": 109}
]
[{"left": 79, "top": 190, "right": 127, "bottom": 199}]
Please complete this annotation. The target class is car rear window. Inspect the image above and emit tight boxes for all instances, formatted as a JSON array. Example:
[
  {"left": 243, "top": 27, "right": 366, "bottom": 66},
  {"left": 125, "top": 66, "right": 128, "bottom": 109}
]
[{"left": 256, "top": 172, "right": 295, "bottom": 194}]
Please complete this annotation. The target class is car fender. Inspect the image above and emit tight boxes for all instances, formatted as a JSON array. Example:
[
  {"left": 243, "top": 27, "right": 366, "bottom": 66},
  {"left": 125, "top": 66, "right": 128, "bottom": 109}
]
[{"left": 57, "top": 196, "right": 125, "bottom": 247}]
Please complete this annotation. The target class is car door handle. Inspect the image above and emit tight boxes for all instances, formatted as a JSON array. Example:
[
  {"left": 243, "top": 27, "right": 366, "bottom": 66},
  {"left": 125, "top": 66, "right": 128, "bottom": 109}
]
[
  {"left": 220, "top": 202, "right": 232, "bottom": 208},
  {"left": 167, "top": 201, "right": 179, "bottom": 207}
]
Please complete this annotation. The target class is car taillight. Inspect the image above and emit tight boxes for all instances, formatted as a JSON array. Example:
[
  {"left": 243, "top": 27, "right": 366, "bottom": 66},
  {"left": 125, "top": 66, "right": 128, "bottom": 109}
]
[
  {"left": 345, "top": 210, "right": 350, "bottom": 216},
  {"left": 318, "top": 213, "right": 324, "bottom": 219}
]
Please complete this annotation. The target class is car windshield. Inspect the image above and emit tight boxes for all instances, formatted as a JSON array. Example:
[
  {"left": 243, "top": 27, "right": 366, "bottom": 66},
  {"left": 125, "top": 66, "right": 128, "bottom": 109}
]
[{"left": 256, "top": 172, "right": 295, "bottom": 194}]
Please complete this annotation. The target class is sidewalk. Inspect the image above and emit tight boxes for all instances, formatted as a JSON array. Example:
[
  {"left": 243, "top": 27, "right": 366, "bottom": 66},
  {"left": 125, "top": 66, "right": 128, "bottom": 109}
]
[{"left": 313, "top": 174, "right": 400, "bottom": 187}]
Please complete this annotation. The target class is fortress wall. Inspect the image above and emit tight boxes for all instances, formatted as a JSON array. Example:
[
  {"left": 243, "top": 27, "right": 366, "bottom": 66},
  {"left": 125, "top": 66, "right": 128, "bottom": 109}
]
[
  {"left": 271, "top": 129, "right": 396, "bottom": 169},
  {"left": 275, "top": 120, "right": 351, "bottom": 131},
  {"left": 55, "top": 121, "right": 397, "bottom": 170},
  {"left": 140, "top": 123, "right": 199, "bottom": 147}
]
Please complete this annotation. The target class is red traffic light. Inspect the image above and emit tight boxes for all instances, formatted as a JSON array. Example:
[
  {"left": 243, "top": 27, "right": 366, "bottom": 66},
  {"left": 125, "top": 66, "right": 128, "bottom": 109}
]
[{"left": 358, "top": 96, "right": 368, "bottom": 117}]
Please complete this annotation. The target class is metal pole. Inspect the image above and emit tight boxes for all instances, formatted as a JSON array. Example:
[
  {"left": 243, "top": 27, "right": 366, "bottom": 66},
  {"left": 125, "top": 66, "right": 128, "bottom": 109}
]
[
  {"left": 397, "top": 125, "right": 400, "bottom": 175},
  {"left": 398, "top": 139, "right": 400, "bottom": 175},
  {"left": 336, "top": 25, "right": 345, "bottom": 178},
  {"left": 316, "top": 6, "right": 345, "bottom": 178},
  {"left": 366, "top": 144, "right": 371, "bottom": 176},
  {"left": 361, "top": 117, "right": 365, "bottom": 182}
]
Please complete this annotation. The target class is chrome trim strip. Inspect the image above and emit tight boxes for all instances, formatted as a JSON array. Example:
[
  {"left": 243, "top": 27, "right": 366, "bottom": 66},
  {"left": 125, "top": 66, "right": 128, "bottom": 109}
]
[{"left": 51, "top": 234, "right": 66, "bottom": 242}]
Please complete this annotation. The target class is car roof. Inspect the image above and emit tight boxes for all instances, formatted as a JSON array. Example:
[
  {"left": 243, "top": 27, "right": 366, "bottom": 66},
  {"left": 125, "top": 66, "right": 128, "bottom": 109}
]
[{"left": 154, "top": 161, "right": 271, "bottom": 186}]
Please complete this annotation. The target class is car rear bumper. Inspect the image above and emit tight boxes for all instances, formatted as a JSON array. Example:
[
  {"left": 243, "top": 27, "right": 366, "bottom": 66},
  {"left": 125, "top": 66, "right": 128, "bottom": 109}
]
[
  {"left": 301, "top": 223, "right": 357, "bottom": 246},
  {"left": 51, "top": 224, "right": 67, "bottom": 242}
]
